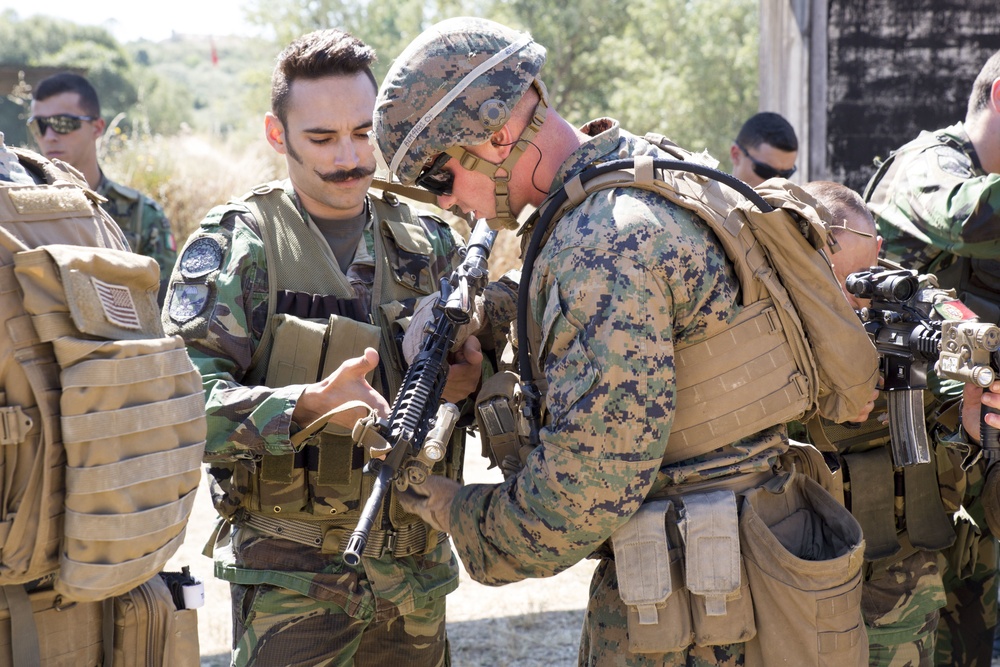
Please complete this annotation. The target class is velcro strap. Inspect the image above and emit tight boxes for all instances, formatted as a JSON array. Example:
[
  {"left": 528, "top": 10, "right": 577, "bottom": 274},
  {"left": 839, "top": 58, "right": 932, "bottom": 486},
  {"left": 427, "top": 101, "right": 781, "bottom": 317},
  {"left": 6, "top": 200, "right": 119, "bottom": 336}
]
[
  {"left": 57, "top": 529, "right": 186, "bottom": 598},
  {"left": 291, "top": 400, "right": 372, "bottom": 449},
  {"left": 65, "top": 440, "right": 205, "bottom": 494},
  {"left": 904, "top": 457, "right": 956, "bottom": 551},
  {"left": 61, "top": 347, "right": 196, "bottom": 388},
  {"left": 61, "top": 391, "right": 205, "bottom": 443},
  {"left": 611, "top": 499, "right": 673, "bottom": 625},
  {"left": 64, "top": 488, "right": 198, "bottom": 540},
  {"left": 842, "top": 447, "right": 900, "bottom": 560},
  {"left": 2, "top": 585, "right": 41, "bottom": 667},
  {"left": 633, "top": 154, "right": 654, "bottom": 185},
  {"left": 564, "top": 174, "right": 588, "bottom": 207},
  {"left": 680, "top": 490, "right": 740, "bottom": 616}
]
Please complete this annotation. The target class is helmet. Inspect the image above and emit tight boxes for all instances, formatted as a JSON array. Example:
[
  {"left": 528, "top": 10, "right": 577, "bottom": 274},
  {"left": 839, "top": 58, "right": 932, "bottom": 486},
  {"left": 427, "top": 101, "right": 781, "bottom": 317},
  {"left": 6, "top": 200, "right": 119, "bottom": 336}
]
[{"left": 375, "top": 17, "right": 547, "bottom": 190}]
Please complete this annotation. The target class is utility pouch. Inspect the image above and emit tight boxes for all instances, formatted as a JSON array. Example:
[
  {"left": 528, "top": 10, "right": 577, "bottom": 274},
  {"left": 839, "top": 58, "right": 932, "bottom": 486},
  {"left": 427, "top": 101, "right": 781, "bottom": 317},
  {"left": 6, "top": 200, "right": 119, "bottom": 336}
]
[
  {"left": 681, "top": 490, "right": 756, "bottom": 646},
  {"left": 740, "top": 472, "right": 867, "bottom": 667},
  {"left": 0, "top": 585, "right": 103, "bottom": 667},
  {"left": 842, "top": 448, "right": 900, "bottom": 560},
  {"left": 778, "top": 441, "right": 843, "bottom": 505},
  {"left": 12, "top": 245, "right": 205, "bottom": 602},
  {"left": 475, "top": 370, "right": 532, "bottom": 477},
  {"left": 110, "top": 573, "right": 199, "bottom": 667},
  {"left": 266, "top": 313, "right": 381, "bottom": 388},
  {"left": 611, "top": 500, "right": 692, "bottom": 653}
]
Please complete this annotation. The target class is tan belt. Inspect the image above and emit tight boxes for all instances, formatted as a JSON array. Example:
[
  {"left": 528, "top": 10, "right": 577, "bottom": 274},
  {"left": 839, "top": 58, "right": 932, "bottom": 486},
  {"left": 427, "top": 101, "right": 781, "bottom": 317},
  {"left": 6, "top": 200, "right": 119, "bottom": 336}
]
[{"left": 239, "top": 511, "right": 444, "bottom": 559}]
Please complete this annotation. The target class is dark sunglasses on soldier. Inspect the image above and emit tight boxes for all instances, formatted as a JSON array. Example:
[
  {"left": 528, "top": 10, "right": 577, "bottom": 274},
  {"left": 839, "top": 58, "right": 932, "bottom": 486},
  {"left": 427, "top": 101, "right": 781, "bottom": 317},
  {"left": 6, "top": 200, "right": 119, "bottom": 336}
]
[
  {"left": 737, "top": 142, "right": 797, "bottom": 180},
  {"left": 27, "top": 114, "right": 98, "bottom": 137},
  {"left": 415, "top": 153, "right": 454, "bottom": 196}
]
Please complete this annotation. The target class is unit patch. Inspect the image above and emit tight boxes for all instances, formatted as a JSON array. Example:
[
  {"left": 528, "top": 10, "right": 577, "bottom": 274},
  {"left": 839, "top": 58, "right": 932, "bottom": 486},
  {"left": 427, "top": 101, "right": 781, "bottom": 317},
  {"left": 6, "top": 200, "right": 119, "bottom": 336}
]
[
  {"left": 934, "top": 147, "right": 973, "bottom": 179},
  {"left": 169, "top": 283, "right": 211, "bottom": 322},
  {"left": 179, "top": 236, "right": 223, "bottom": 278}
]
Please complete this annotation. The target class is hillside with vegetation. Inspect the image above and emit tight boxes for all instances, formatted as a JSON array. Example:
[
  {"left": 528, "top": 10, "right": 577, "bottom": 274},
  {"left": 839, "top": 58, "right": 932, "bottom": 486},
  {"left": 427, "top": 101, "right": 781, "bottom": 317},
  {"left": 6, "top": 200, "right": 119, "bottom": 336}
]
[{"left": 1, "top": 0, "right": 759, "bottom": 267}]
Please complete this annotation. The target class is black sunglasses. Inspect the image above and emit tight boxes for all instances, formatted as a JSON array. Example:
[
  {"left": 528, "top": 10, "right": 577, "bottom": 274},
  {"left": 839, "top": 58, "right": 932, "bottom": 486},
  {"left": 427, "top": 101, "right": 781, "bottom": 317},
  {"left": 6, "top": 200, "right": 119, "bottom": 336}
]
[
  {"left": 27, "top": 114, "right": 98, "bottom": 137},
  {"left": 737, "top": 143, "right": 797, "bottom": 180},
  {"left": 415, "top": 153, "right": 454, "bottom": 196}
]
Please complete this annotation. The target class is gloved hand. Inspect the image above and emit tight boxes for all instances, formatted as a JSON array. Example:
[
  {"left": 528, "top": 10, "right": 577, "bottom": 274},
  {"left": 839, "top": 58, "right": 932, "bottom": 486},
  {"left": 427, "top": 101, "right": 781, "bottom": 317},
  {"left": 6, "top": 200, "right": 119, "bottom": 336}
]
[
  {"left": 396, "top": 474, "right": 461, "bottom": 534},
  {"left": 403, "top": 291, "right": 486, "bottom": 365}
]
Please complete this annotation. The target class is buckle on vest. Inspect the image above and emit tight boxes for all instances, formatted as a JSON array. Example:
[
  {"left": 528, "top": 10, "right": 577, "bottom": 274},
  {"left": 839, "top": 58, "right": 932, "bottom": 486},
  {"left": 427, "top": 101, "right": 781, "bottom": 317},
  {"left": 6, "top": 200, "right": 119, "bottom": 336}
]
[
  {"left": 382, "top": 530, "right": 397, "bottom": 557},
  {"left": 0, "top": 406, "right": 32, "bottom": 446}
]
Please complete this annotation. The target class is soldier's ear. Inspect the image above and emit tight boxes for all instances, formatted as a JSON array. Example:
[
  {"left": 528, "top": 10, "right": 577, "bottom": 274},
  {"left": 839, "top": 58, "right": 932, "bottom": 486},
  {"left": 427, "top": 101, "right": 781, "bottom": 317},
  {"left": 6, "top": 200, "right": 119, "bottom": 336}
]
[
  {"left": 265, "top": 113, "right": 286, "bottom": 155},
  {"left": 991, "top": 77, "right": 1000, "bottom": 113}
]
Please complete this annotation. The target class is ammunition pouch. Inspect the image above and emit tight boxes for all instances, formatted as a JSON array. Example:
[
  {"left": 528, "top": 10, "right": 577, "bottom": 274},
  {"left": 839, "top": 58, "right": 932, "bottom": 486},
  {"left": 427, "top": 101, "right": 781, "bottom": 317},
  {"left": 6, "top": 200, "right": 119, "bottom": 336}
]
[
  {"left": 610, "top": 472, "right": 866, "bottom": 663},
  {"left": 475, "top": 370, "right": 533, "bottom": 477}
]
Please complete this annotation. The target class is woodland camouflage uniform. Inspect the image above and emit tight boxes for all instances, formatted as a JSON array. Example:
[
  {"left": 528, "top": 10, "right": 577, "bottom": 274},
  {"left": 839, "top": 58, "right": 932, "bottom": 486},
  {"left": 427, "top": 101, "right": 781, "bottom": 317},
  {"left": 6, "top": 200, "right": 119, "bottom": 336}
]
[
  {"left": 865, "top": 121, "right": 1000, "bottom": 666},
  {"left": 162, "top": 182, "right": 464, "bottom": 667}
]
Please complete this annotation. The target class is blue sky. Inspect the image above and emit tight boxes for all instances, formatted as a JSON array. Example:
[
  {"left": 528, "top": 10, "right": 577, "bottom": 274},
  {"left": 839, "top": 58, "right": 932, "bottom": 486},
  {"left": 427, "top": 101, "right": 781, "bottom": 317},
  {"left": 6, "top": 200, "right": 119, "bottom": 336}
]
[{"left": 0, "top": 0, "right": 267, "bottom": 43}]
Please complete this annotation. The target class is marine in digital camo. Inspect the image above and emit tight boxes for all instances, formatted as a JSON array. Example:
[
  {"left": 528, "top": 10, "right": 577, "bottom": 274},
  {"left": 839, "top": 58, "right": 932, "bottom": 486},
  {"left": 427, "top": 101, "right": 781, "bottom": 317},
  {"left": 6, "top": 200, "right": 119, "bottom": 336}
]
[{"left": 377, "top": 17, "right": 876, "bottom": 667}]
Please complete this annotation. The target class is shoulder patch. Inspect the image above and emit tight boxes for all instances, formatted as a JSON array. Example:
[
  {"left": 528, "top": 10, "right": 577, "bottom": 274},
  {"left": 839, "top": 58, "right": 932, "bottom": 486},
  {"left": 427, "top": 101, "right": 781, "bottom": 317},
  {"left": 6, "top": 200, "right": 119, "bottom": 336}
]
[
  {"left": 934, "top": 146, "right": 973, "bottom": 179},
  {"left": 180, "top": 235, "right": 224, "bottom": 278},
  {"left": 168, "top": 283, "right": 212, "bottom": 323}
]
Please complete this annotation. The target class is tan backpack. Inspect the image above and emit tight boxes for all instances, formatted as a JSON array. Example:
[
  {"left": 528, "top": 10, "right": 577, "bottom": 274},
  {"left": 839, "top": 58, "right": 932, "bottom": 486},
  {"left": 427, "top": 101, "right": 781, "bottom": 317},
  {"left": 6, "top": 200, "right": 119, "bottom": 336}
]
[
  {"left": 515, "top": 135, "right": 878, "bottom": 454},
  {"left": 0, "top": 147, "right": 205, "bottom": 600}
]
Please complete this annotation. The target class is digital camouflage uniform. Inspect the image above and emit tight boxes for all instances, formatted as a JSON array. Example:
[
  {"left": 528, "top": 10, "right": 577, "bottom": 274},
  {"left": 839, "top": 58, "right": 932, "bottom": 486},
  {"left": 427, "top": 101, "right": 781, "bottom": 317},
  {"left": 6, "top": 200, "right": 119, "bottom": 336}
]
[
  {"left": 865, "top": 122, "right": 1000, "bottom": 666},
  {"left": 465, "top": 118, "right": 788, "bottom": 666},
  {"left": 162, "top": 182, "right": 464, "bottom": 667},
  {"left": 96, "top": 173, "right": 175, "bottom": 288}
]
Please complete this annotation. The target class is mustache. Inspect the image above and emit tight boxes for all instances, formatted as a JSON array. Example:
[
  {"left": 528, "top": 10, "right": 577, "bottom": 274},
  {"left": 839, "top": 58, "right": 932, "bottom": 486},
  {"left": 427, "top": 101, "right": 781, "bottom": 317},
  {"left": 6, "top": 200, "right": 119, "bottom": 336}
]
[{"left": 317, "top": 166, "right": 376, "bottom": 183}]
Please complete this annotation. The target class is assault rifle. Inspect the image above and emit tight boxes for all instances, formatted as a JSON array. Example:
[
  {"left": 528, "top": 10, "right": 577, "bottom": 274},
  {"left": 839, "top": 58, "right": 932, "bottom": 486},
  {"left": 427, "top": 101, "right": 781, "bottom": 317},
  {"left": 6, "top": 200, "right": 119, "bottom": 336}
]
[
  {"left": 847, "top": 265, "right": 1000, "bottom": 467},
  {"left": 342, "top": 219, "right": 497, "bottom": 565}
]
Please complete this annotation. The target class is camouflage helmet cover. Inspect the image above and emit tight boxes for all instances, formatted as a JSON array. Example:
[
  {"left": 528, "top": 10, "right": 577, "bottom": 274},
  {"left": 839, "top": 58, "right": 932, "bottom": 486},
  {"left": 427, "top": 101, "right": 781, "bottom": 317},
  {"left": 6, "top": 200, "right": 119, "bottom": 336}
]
[{"left": 375, "top": 17, "right": 547, "bottom": 185}]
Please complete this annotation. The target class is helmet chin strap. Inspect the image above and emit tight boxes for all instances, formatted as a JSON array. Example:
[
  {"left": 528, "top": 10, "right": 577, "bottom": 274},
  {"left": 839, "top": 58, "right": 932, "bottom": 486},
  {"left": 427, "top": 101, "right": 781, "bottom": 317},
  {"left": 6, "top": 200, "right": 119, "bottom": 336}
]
[{"left": 445, "top": 80, "right": 550, "bottom": 230}]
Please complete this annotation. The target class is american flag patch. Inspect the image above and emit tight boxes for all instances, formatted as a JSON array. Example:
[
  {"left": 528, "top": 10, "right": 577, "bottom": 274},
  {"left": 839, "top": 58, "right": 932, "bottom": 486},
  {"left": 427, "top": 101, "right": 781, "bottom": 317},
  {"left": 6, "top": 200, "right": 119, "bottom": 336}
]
[{"left": 90, "top": 277, "right": 141, "bottom": 330}]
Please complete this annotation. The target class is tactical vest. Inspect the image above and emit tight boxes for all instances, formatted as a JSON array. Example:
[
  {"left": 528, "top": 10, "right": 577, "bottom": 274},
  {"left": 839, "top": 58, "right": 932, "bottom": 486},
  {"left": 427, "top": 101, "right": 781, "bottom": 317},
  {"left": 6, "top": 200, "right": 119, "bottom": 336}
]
[
  {"left": 0, "top": 147, "right": 205, "bottom": 601},
  {"left": 519, "top": 135, "right": 877, "bottom": 471},
  {"left": 216, "top": 183, "right": 461, "bottom": 557},
  {"left": 865, "top": 131, "right": 1000, "bottom": 324},
  {"left": 99, "top": 179, "right": 149, "bottom": 254},
  {"left": 806, "top": 396, "right": 957, "bottom": 572}
]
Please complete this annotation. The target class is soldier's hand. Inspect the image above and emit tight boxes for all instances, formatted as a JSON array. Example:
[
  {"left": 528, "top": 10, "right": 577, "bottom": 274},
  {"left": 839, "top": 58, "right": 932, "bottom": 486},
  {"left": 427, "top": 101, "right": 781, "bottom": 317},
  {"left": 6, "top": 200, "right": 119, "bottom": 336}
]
[
  {"left": 403, "top": 291, "right": 486, "bottom": 365},
  {"left": 397, "top": 474, "right": 460, "bottom": 534},
  {"left": 442, "top": 335, "right": 484, "bottom": 404},
  {"left": 847, "top": 385, "right": 881, "bottom": 423},
  {"left": 293, "top": 348, "right": 390, "bottom": 430},
  {"left": 961, "top": 379, "right": 1000, "bottom": 444}
]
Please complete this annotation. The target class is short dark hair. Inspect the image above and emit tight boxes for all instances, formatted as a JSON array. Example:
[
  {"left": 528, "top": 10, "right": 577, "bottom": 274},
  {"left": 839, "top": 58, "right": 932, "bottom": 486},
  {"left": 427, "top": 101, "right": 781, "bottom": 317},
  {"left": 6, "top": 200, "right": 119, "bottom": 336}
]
[
  {"left": 968, "top": 49, "right": 1000, "bottom": 120},
  {"left": 32, "top": 72, "right": 101, "bottom": 117},
  {"left": 735, "top": 112, "right": 798, "bottom": 152},
  {"left": 271, "top": 29, "right": 377, "bottom": 125}
]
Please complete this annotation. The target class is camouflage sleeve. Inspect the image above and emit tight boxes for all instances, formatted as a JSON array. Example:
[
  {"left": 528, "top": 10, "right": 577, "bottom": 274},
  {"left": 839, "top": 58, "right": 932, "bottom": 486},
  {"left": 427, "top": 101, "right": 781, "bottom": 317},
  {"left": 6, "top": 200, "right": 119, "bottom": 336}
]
[
  {"left": 136, "top": 197, "right": 178, "bottom": 283},
  {"left": 886, "top": 147, "right": 1000, "bottom": 259},
  {"left": 482, "top": 271, "right": 520, "bottom": 355},
  {"left": 418, "top": 211, "right": 464, "bottom": 274},
  {"left": 164, "top": 209, "right": 301, "bottom": 461},
  {"left": 449, "top": 197, "right": 703, "bottom": 585}
]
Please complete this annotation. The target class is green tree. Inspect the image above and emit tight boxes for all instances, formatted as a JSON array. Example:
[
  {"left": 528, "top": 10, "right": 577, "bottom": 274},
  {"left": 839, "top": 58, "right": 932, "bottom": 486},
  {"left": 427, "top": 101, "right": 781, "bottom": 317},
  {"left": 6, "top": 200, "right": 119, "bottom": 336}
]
[
  {"left": 0, "top": 10, "right": 193, "bottom": 146},
  {"left": 245, "top": 0, "right": 758, "bottom": 165}
]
